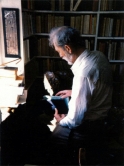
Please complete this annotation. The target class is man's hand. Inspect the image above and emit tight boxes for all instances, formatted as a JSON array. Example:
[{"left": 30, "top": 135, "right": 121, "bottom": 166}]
[
  {"left": 55, "top": 90, "right": 72, "bottom": 98},
  {"left": 54, "top": 109, "right": 66, "bottom": 123}
]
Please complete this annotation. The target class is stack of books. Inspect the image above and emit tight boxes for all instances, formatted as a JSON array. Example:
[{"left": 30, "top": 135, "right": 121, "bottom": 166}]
[{"left": 0, "top": 66, "right": 24, "bottom": 107}]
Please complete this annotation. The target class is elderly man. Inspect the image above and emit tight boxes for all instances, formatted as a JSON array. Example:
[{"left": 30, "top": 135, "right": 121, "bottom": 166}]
[{"left": 48, "top": 26, "right": 113, "bottom": 163}]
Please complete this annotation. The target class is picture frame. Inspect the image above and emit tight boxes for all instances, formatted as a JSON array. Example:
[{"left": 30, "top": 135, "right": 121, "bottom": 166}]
[{"left": 2, "top": 8, "right": 21, "bottom": 58}]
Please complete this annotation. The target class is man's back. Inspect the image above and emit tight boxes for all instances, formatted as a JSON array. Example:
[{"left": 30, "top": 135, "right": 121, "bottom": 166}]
[{"left": 69, "top": 49, "right": 113, "bottom": 124}]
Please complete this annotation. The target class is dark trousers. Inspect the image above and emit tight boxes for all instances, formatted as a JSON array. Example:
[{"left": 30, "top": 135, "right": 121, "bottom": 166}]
[
  {"left": 50, "top": 120, "right": 107, "bottom": 148},
  {"left": 47, "top": 120, "right": 108, "bottom": 165}
]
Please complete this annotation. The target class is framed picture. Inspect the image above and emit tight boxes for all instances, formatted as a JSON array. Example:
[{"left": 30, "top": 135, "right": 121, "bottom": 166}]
[{"left": 2, "top": 8, "right": 21, "bottom": 58}]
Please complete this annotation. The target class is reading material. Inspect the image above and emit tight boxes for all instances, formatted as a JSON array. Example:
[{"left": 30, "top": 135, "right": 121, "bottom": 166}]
[{"left": 43, "top": 95, "right": 69, "bottom": 114}]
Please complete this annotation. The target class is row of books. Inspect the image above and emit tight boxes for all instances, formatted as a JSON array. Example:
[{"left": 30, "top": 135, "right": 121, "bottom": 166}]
[
  {"left": 22, "top": 13, "right": 97, "bottom": 35},
  {"left": 99, "top": 17, "right": 124, "bottom": 37},
  {"left": 52, "top": 0, "right": 98, "bottom": 11},
  {"left": 100, "top": 0, "right": 124, "bottom": 11},
  {"left": 24, "top": 37, "right": 124, "bottom": 60},
  {"left": 23, "top": 38, "right": 95, "bottom": 59},
  {"left": 35, "top": 14, "right": 65, "bottom": 33},
  {"left": 23, "top": 12, "right": 124, "bottom": 37},
  {"left": 98, "top": 41, "right": 124, "bottom": 60},
  {"left": 70, "top": 14, "right": 97, "bottom": 34},
  {"left": 22, "top": 0, "right": 124, "bottom": 11},
  {"left": 37, "top": 58, "right": 72, "bottom": 75},
  {"left": 42, "top": 14, "right": 96, "bottom": 34},
  {"left": 36, "top": 38, "right": 57, "bottom": 57},
  {"left": 22, "top": 0, "right": 98, "bottom": 11}
]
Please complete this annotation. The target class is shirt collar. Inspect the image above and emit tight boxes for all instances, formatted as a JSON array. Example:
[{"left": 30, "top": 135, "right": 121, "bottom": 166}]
[{"left": 71, "top": 49, "right": 90, "bottom": 74}]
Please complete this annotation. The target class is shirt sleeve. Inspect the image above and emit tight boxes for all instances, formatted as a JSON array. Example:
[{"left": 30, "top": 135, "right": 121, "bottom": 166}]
[{"left": 59, "top": 76, "right": 92, "bottom": 129}]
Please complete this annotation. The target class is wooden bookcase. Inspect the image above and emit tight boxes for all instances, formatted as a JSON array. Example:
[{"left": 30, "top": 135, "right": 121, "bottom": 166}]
[{"left": 21, "top": 0, "right": 124, "bottom": 107}]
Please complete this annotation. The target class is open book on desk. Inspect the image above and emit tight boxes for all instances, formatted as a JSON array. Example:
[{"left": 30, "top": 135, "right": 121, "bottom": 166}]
[{"left": 43, "top": 95, "right": 69, "bottom": 114}]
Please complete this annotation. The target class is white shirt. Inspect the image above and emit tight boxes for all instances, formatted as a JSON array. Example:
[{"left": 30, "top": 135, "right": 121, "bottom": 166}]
[{"left": 59, "top": 49, "right": 113, "bottom": 129}]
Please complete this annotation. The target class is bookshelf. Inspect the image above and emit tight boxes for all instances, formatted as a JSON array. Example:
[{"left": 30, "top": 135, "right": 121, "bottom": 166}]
[{"left": 21, "top": 0, "right": 124, "bottom": 107}]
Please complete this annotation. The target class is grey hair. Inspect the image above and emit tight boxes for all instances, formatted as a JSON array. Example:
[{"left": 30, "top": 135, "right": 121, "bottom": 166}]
[{"left": 48, "top": 26, "right": 85, "bottom": 50}]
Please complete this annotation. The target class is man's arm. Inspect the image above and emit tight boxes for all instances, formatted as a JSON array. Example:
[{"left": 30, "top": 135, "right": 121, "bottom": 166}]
[{"left": 59, "top": 76, "right": 92, "bottom": 129}]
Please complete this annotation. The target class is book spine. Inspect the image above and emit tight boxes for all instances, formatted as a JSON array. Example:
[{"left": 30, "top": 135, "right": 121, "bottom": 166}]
[
  {"left": 35, "top": 15, "right": 41, "bottom": 33},
  {"left": 115, "top": 19, "right": 120, "bottom": 37},
  {"left": 89, "top": 15, "right": 92, "bottom": 34},
  {"left": 61, "top": 0, "right": 65, "bottom": 11},
  {"left": 73, "top": 0, "right": 82, "bottom": 11},
  {"left": 113, "top": 42, "right": 117, "bottom": 60},
  {"left": 23, "top": 39, "right": 30, "bottom": 63},
  {"left": 108, "top": 41, "right": 112, "bottom": 60},
  {"left": 70, "top": 16, "right": 75, "bottom": 28},
  {"left": 75, "top": 15, "right": 81, "bottom": 31},
  {"left": 70, "top": 0, "right": 73, "bottom": 11},
  {"left": 92, "top": 0, "right": 98, "bottom": 11},
  {"left": 51, "top": 0, "right": 55, "bottom": 10},
  {"left": 120, "top": 42, "right": 124, "bottom": 60},
  {"left": 120, "top": 18, "right": 124, "bottom": 37},
  {"left": 109, "top": 18, "right": 114, "bottom": 37},
  {"left": 83, "top": 15, "right": 90, "bottom": 34},
  {"left": 100, "top": 17, "right": 106, "bottom": 37},
  {"left": 104, "top": 17, "right": 110, "bottom": 37},
  {"left": 80, "top": 15, "right": 84, "bottom": 34}
]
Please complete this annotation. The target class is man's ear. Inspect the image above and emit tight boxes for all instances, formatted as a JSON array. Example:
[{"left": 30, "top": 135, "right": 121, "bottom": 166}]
[{"left": 64, "top": 45, "right": 72, "bottom": 54}]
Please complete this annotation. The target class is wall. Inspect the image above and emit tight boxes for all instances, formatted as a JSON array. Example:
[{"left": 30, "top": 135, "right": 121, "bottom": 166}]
[{"left": 0, "top": 0, "right": 24, "bottom": 75}]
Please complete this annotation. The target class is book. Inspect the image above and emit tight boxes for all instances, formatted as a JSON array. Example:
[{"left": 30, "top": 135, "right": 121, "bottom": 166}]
[
  {"left": 51, "top": 0, "right": 55, "bottom": 10},
  {"left": 85, "top": 39, "right": 89, "bottom": 49},
  {"left": 75, "top": 15, "right": 81, "bottom": 31},
  {"left": 98, "top": 41, "right": 106, "bottom": 54},
  {"left": 92, "top": 0, "right": 98, "bottom": 11},
  {"left": 57, "top": 16, "right": 64, "bottom": 27},
  {"left": 61, "top": 0, "right": 65, "bottom": 10},
  {"left": 120, "top": 18, "right": 124, "bottom": 37},
  {"left": 73, "top": 0, "right": 82, "bottom": 11},
  {"left": 35, "top": 15, "right": 41, "bottom": 33},
  {"left": 108, "top": 18, "right": 114, "bottom": 37},
  {"left": 112, "top": 42, "right": 117, "bottom": 60},
  {"left": 55, "top": 16, "right": 58, "bottom": 27},
  {"left": 23, "top": 39, "right": 30, "bottom": 63},
  {"left": 43, "top": 95, "right": 69, "bottom": 114},
  {"left": 120, "top": 42, "right": 124, "bottom": 60},
  {"left": 70, "top": 0, "right": 73, "bottom": 11},
  {"left": 115, "top": 19, "right": 120, "bottom": 37},
  {"left": 0, "top": 76, "right": 23, "bottom": 86},
  {"left": 83, "top": 15, "right": 90, "bottom": 34},
  {"left": 105, "top": 17, "right": 111, "bottom": 37},
  {"left": 0, "top": 67, "right": 18, "bottom": 79},
  {"left": 90, "top": 15, "right": 97, "bottom": 35},
  {"left": 108, "top": 41, "right": 112, "bottom": 60},
  {"left": 48, "top": 14, "right": 52, "bottom": 32},
  {"left": 59, "top": 0, "right": 64, "bottom": 11},
  {"left": 100, "top": 17, "right": 106, "bottom": 37},
  {"left": 70, "top": 16, "right": 75, "bottom": 28},
  {"left": 80, "top": 15, "right": 84, "bottom": 34}
]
